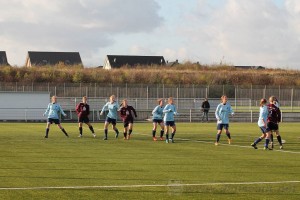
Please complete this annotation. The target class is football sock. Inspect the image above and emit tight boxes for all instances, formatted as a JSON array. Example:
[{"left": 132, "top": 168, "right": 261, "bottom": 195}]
[
  {"left": 115, "top": 129, "right": 119, "bottom": 135},
  {"left": 79, "top": 127, "right": 83, "bottom": 135},
  {"left": 89, "top": 126, "right": 94, "bottom": 133},
  {"left": 226, "top": 133, "right": 231, "bottom": 139},
  {"left": 61, "top": 128, "right": 68, "bottom": 137},
  {"left": 45, "top": 128, "right": 49, "bottom": 137},
  {"left": 160, "top": 130, "right": 164, "bottom": 138},
  {"left": 216, "top": 134, "right": 221, "bottom": 142},
  {"left": 104, "top": 129, "right": 108, "bottom": 138},
  {"left": 270, "top": 134, "right": 274, "bottom": 142},
  {"left": 277, "top": 135, "right": 283, "bottom": 145},
  {"left": 171, "top": 131, "right": 176, "bottom": 139},
  {"left": 265, "top": 138, "right": 270, "bottom": 148},
  {"left": 152, "top": 130, "right": 156, "bottom": 137},
  {"left": 166, "top": 133, "right": 169, "bottom": 140},
  {"left": 123, "top": 131, "right": 127, "bottom": 138},
  {"left": 129, "top": 129, "right": 132, "bottom": 135},
  {"left": 254, "top": 137, "right": 262, "bottom": 144}
]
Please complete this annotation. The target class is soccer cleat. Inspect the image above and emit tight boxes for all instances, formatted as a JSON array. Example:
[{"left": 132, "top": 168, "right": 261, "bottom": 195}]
[
  {"left": 44, "top": 135, "right": 48, "bottom": 138},
  {"left": 280, "top": 145, "right": 283, "bottom": 150},
  {"left": 264, "top": 146, "right": 273, "bottom": 150},
  {"left": 115, "top": 133, "right": 119, "bottom": 139},
  {"left": 93, "top": 134, "right": 96, "bottom": 138},
  {"left": 153, "top": 137, "right": 157, "bottom": 141},
  {"left": 251, "top": 143, "right": 258, "bottom": 149},
  {"left": 103, "top": 137, "right": 108, "bottom": 140},
  {"left": 127, "top": 135, "right": 130, "bottom": 140},
  {"left": 160, "top": 137, "right": 164, "bottom": 141},
  {"left": 78, "top": 134, "right": 82, "bottom": 138},
  {"left": 228, "top": 139, "right": 232, "bottom": 144},
  {"left": 123, "top": 137, "right": 127, "bottom": 140},
  {"left": 171, "top": 139, "right": 174, "bottom": 143},
  {"left": 166, "top": 139, "right": 169, "bottom": 143},
  {"left": 214, "top": 142, "right": 219, "bottom": 146}
]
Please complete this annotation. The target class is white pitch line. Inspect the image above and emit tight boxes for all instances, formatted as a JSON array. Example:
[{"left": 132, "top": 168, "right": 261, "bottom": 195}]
[{"left": 1, "top": 180, "right": 299, "bottom": 191}]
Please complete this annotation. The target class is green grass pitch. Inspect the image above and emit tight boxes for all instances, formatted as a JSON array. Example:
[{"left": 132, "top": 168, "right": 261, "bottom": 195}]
[{"left": 0, "top": 122, "right": 299, "bottom": 200}]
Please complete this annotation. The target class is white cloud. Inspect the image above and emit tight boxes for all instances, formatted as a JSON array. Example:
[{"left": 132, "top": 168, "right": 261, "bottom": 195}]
[{"left": 0, "top": 0, "right": 163, "bottom": 66}]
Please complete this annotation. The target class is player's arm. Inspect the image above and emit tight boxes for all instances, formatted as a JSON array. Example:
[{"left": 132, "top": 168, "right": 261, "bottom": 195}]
[
  {"left": 215, "top": 104, "right": 221, "bottom": 120},
  {"left": 132, "top": 107, "right": 137, "bottom": 118},
  {"left": 163, "top": 105, "right": 171, "bottom": 113},
  {"left": 100, "top": 102, "right": 108, "bottom": 115},
  {"left": 152, "top": 106, "right": 159, "bottom": 115},
  {"left": 59, "top": 105, "right": 67, "bottom": 117},
  {"left": 75, "top": 103, "right": 81, "bottom": 114},
  {"left": 43, "top": 104, "right": 50, "bottom": 116},
  {"left": 277, "top": 108, "right": 281, "bottom": 123}
]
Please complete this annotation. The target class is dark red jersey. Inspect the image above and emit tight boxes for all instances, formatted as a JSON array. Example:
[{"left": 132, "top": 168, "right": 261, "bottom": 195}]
[
  {"left": 76, "top": 103, "right": 90, "bottom": 118},
  {"left": 267, "top": 104, "right": 281, "bottom": 123},
  {"left": 119, "top": 105, "right": 137, "bottom": 121}
]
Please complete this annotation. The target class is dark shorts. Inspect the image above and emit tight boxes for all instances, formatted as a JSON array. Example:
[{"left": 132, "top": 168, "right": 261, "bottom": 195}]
[
  {"left": 164, "top": 121, "right": 175, "bottom": 127},
  {"left": 48, "top": 118, "right": 60, "bottom": 124},
  {"left": 123, "top": 119, "right": 134, "bottom": 128},
  {"left": 106, "top": 117, "right": 116, "bottom": 125},
  {"left": 267, "top": 122, "right": 278, "bottom": 131},
  {"left": 153, "top": 119, "right": 163, "bottom": 124},
  {"left": 78, "top": 116, "right": 90, "bottom": 123},
  {"left": 259, "top": 126, "right": 270, "bottom": 134},
  {"left": 217, "top": 124, "right": 229, "bottom": 130}
]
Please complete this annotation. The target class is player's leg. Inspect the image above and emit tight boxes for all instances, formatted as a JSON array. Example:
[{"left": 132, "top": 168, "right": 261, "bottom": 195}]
[
  {"left": 170, "top": 124, "right": 176, "bottom": 143},
  {"left": 251, "top": 128, "right": 267, "bottom": 149},
  {"left": 57, "top": 123, "right": 69, "bottom": 137},
  {"left": 165, "top": 123, "right": 170, "bottom": 143},
  {"left": 78, "top": 122, "right": 83, "bottom": 137},
  {"left": 215, "top": 124, "right": 223, "bottom": 145},
  {"left": 264, "top": 131, "right": 272, "bottom": 150},
  {"left": 103, "top": 121, "right": 109, "bottom": 140},
  {"left": 152, "top": 122, "right": 158, "bottom": 140},
  {"left": 112, "top": 120, "right": 119, "bottom": 139},
  {"left": 225, "top": 125, "right": 232, "bottom": 144},
  {"left": 275, "top": 128, "right": 283, "bottom": 149},
  {"left": 45, "top": 121, "right": 51, "bottom": 138},
  {"left": 123, "top": 122, "right": 128, "bottom": 140},
  {"left": 159, "top": 121, "right": 165, "bottom": 140},
  {"left": 128, "top": 122, "right": 133, "bottom": 139},
  {"left": 86, "top": 121, "right": 95, "bottom": 137}
]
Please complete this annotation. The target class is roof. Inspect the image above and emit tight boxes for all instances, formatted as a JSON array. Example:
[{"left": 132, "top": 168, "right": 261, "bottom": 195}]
[
  {"left": 27, "top": 51, "right": 82, "bottom": 66},
  {"left": 106, "top": 55, "right": 166, "bottom": 68},
  {"left": 0, "top": 51, "right": 9, "bottom": 65},
  {"left": 235, "top": 66, "right": 265, "bottom": 70}
]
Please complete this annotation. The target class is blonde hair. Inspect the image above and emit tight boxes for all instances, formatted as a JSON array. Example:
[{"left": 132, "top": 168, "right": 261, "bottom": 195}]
[
  {"left": 51, "top": 96, "right": 57, "bottom": 103},
  {"left": 269, "top": 96, "right": 276, "bottom": 104},
  {"left": 157, "top": 98, "right": 163, "bottom": 104},
  {"left": 220, "top": 95, "right": 227, "bottom": 102},
  {"left": 110, "top": 95, "right": 116, "bottom": 102},
  {"left": 168, "top": 97, "right": 174, "bottom": 104},
  {"left": 260, "top": 98, "right": 267, "bottom": 107}
]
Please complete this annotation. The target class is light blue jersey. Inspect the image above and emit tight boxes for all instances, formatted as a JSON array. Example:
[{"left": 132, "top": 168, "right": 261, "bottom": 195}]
[
  {"left": 152, "top": 105, "right": 164, "bottom": 120},
  {"left": 258, "top": 105, "right": 268, "bottom": 127},
  {"left": 101, "top": 101, "right": 119, "bottom": 120},
  {"left": 44, "top": 103, "right": 66, "bottom": 119},
  {"left": 215, "top": 103, "right": 234, "bottom": 124},
  {"left": 163, "top": 104, "right": 178, "bottom": 122}
]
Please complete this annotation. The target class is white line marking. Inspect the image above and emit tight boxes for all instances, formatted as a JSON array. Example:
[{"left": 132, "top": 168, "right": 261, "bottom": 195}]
[{"left": 1, "top": 181, "right": 299, "bottom": 190}]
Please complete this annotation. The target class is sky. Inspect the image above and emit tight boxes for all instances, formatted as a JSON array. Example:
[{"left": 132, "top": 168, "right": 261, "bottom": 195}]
[{"left": 1, "top": 0, "right": 300, "bottom": 69}]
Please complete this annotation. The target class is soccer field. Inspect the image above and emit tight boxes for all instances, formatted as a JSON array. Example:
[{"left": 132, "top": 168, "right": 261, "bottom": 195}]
[{"left": 0, "top": 122, "right": 299, "bottom": 200}]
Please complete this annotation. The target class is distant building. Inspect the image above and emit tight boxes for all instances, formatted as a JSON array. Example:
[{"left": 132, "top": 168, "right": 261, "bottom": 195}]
[
  {"left": 234, "top": 66, "right": 265, "bottom": 70},
  {"left": 0, "top": 51, "right": 9, "bottom": 65},
  {"left": 166, "top": 59, "right": 179, "bottom": 67},
  {"left": 25, "top": 51, "right": 83, "bottom": 67},
  {"left": 103, "top": 55, "right": 166, "bottom": 70}
]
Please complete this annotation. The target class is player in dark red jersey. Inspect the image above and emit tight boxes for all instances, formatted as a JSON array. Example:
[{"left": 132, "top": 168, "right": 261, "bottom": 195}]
[
  {"left": 76, "top": 96, "right": 96, "bottom": 138},
  {"left": 264, "top": 96, "right": 282, "bottom": 150},
  {"left": 119, "top": 99, "right": 137, "bottom": 140}
]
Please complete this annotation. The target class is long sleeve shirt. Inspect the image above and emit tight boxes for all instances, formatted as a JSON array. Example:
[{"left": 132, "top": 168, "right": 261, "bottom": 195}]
[
  {"left": 76, "top": 103, "right": 90, "bottom": 118},
  {"left": 215, "top": 103, "right": 234, "bottom": 124},
  {"left": 163, "top": 104, "right": 178, "bottom": 122},
  {"left": 44, "top": 103, "right": 66, "bottom": 119},
  {"left": 152, "top": 105, "right": 164, "bottom": 120},
  {"left": 101, "top": 101, "right": 119, "bottom": 120}
]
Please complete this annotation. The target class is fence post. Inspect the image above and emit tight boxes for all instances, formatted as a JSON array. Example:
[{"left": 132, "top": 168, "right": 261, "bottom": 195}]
[
  {"left": 147, "top": 86, "right": 149, "bottom": 109},
  {"left": 93, "top": 109, "right": 95, "bottom": 122},
  {"left": 250, "top": 110, "right": 253, "bottom": 123},
  {"left": 291, "top": 88, "right": 294, "bottom": 111},
  {"left": 190, "top": 109, "right": 192, "bottom": 123},
  {"left": 25, "top": 109, "right": 27, "bottom": 122}
]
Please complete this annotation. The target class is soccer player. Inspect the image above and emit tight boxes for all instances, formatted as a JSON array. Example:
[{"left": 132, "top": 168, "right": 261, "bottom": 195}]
[
  {"left": 43, "top": 95, "right": 69, "bottom": 138},
  {"left": 163, "top": 97, "right": 178, "bottom": 143},
  {"left": 265, "top": 96, "right": 283, "bottom": 150},
  {"left": 119, "top": 99, "right": 137, "bottom": 140},
  {"left": 151, "top": 98, "right": 165, "bottom": 141},
  {"left": 251, "top": 98, "right": 272, "bottom": 149},
  {"left": 214, "top": 95, "right": 234, "bottom": 145},
  {"left": 76, "top": 96, "right": 96, "bottom": 138},
  {"left": 270, "top": 97, "right": 283, "bottom": 149},
  {"left": 100, "top": 95, "right": 120, "bottom": 140}
]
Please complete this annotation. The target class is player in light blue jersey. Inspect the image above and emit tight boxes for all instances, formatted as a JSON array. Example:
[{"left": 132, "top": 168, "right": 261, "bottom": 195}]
[
  {"left": 100, "top": 95, "right": 120, "bottom": 140},
  {"left": 215, "top": 95, "right": 234, "bottom": 145},
  {"left": 43, "top": 96, "right": 69, "bottom": 138},
  {"left": 151, "top": 98, "right": 165, "bottom": 141},
  {"left": 251, "top": 98, "right": 271, "bottom": 149},
  {"left": 163, "top": 97, "right": 178, "bottom": 143}
]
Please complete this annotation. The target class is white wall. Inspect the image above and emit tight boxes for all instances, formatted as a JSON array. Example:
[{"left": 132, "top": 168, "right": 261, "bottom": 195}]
[{"left": 0, "top": 92, "right": 50, "bottom": 120}]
